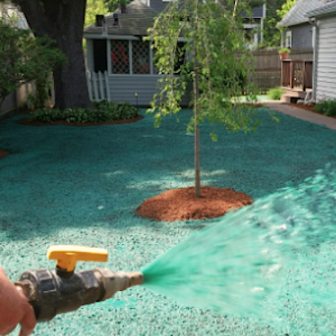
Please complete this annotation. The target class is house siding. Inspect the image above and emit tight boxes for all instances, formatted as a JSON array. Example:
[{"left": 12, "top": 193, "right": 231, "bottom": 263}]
[
  {"left": 288, "top": 23, "right": 313, "bottom": 49},
  {"left": 107, "top": 75, "right": 192, "bottom": 106},
  {"left": 149, "top": 0, "right": 167, "bottom": 13},
  {"left": 315, "top": 16, "right": 336, "bottom": 101}
]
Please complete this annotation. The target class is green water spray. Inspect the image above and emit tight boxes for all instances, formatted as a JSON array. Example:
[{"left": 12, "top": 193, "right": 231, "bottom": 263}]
[{"left": 140, "top": 165, "right": 336, "bottom": 318}]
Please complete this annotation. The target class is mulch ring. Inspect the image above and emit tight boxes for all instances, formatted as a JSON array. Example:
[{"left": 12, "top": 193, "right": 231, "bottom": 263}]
[
  {"left": 0, "top": 149, "right": 9, "bottom": 159},
  {"left": 18, "top": 115, "right": 143, "bottom": 126},
  {"left": 136, "top": 186, "right": 253, "bottom": 222}
]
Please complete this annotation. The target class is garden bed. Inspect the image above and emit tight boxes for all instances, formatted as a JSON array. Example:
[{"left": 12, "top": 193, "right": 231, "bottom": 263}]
[
  {"left": 286, "top": 103, "right": 336, "bottom": 119},
  {"left": 0, "top": 149, "right": 8, "bottom": 159},
  {"left": 18, "top": 115, "right": 143, "bottom": 126}
]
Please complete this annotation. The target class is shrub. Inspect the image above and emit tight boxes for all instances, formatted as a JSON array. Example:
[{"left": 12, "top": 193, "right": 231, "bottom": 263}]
[
  {"left": 267, "top": 87, "right": 284, "bottom": 100},
  {"left": 279, "top": 48, "right": 290, "bottom": 54},
  {"left": 315, "top": 99, "right": 336, "bottom": 117},
  {"left": 0, "top": 17, "right": 66, "bottom": 110},
  {"left": 31, "top": 101, "right": 139, "bottom": 123}
]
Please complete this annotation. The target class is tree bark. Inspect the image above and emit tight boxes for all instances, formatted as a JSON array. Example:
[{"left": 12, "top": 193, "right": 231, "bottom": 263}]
[
  {"left": 194, "top": 50, "right": 201, "bottom": 198},
  {"left": 15, "top": 0, "right": 92, "bottom": 109}
]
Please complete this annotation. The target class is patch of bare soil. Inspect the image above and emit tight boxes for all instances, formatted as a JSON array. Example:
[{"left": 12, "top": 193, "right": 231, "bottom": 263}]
[
  {"left": 136, "top": 186, "right": 253, "bottom": 222},
  {"left": 0, "top": 149, "right": 9, "bottom": 159},
  {"left": 18, "top": 115, "right": 143, "bottom": 126}
]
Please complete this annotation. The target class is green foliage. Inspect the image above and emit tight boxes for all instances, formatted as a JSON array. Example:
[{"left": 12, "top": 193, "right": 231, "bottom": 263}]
[
  {"left": 262, "top": 0, "right": 287, "bottom": 48},
  {"left": 267, "top": 87, "right": 284, "bottom": 100},
  {"left": 146, "top": 0, "right": 261, "bottom": 135},
  {"left": 0, "top": 17, "right": 66, "bottom": 109},
  {"left": 315, "top": 100, "right": 336, "bottom": 117},
  {"left": 277, "top": 0, "right": 297, "bottom": 19},
  {"left": 31, "top": 101, "right": 139, "bottom": 123},
  {"left": 279, "top": 47, "right": 290, "bottom": 53},
  {"left": 28, "top": 76, "right": 54, "bottom": 109},
  {"left": 85, "top": 0, "right": 110, "bottom": 27}
]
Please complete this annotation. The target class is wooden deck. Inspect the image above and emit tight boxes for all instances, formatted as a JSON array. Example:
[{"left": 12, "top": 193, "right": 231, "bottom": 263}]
[{"left": 280, "top": 59, "right": 313, "bottom": 102}]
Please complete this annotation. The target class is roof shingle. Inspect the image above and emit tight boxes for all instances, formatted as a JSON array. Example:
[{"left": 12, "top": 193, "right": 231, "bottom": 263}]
[
  {"left": 279, "top": 0, "right": 324, "bottom": 27},
  {"left": 84, "top": 0, "right": 158, "bottom": 36}
]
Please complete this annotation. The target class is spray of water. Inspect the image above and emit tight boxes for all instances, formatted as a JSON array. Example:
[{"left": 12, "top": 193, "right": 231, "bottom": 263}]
[{"left": 141, "top": 165, "right": 336, "bottom": 319}]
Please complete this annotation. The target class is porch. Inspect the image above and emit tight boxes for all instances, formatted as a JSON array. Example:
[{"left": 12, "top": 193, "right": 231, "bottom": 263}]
[{"left": 280, "top": 59, "right": 313, "bottom": 103}]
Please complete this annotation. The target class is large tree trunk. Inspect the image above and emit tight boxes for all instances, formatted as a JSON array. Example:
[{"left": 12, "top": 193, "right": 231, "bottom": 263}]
[
  {"left": 16, "top": 0, "right": 92, "bottom": 109},
  {"left": 51, "top": 0, "right": 92, "bottom": 109}
]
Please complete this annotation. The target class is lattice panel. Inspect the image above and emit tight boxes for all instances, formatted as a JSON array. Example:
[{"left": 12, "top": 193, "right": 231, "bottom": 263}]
[
  {"left": 132, "top": 41, "right": 150, "bottom": 74},
  {"left": 110, "top": 40, "right": 129, "bottom": 74}
]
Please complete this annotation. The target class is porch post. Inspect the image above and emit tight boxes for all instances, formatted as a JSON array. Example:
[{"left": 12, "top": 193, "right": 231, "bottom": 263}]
[
  {"left": 302, "top": 60, "right": 306, "bottom": 91},
  {"left": 129, "top": 40, "right": 133, "bottom": 75},
  {"left": 281, "top": 60, "right": 284, "bottom": 87},
  {"left": 290, "top": 60, "right": 294, "bottom": 89}
]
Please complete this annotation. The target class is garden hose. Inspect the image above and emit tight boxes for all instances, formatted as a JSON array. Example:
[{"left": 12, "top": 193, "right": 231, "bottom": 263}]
[{"left": 14, "top": 245, "right": 143, "bottom": 322}]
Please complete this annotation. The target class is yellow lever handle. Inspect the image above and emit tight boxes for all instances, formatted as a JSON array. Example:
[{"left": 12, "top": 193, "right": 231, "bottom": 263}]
[{"left": 47, "top": 245, "right": 108, "bottom": 272}]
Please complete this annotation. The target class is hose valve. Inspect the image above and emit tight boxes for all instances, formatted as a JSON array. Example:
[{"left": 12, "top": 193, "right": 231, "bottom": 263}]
[{"left": 15, "top": 245, "right": 143, "bottom": 322}]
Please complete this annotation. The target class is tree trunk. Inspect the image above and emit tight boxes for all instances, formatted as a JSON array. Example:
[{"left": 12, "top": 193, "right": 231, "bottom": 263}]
[
  {"left": 194, "top": 52, "right": 201, "bottom": 198},
  {"left": 16, "top": 0, "right": 92, "bottom": 109}
]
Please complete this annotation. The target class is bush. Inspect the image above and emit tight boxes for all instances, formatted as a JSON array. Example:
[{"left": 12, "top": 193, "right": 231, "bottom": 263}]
[
  {"left": 315, "top": 100, "right": 336, "bottom": 117},
  {"left": 31, "top": 101, "right": 139, "bottom": 123},
  {"left": 0, "top": 17, "right": 66, "bottom": 110},
  {"left": 279, "top": 48, "right": 290, "bottom": 54},
  {"left": 267, "top": 87, "right": 284, "bottom": 100}
]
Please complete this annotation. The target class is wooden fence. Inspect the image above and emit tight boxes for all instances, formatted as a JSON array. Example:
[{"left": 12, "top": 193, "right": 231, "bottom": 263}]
[
  {"left": 0, "top": 78, "right": 55, "bottom": 117},
  {"left": 249, "top": 48, "right": 313, "bottom": 92}
]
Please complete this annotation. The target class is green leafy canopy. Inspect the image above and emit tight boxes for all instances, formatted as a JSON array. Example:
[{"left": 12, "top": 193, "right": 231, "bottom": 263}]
[
  {"left": 145, "top": 0, "right": 264, "bottom": 138},
  {"left": 0, "top": 17, "right": 66, "bottom": 109}
]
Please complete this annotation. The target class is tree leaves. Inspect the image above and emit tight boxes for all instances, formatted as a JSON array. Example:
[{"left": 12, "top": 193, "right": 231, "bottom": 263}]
[{"left": 146, "top": 0, "right": 261, "bottom": 138}]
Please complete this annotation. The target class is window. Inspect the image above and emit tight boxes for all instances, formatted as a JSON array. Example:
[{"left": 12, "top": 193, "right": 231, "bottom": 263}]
[
  {"left": 285, "top": 30, "right": 292, "bottom": 48},
  {"left": 110, "top": 40, "right": 129, "bottom": 74},
  {"left": 132, "top": 40, "right": 150, "bottom": 74}
]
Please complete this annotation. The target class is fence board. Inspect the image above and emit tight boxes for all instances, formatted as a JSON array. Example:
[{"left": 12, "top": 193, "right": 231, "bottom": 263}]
[{"left": 250, "top": 48, "right": 313, "bottom": 92}]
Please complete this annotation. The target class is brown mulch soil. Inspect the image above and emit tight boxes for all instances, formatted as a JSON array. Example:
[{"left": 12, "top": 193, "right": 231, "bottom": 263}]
[
  {"left": 18, "top": 115, "right": 143, "bottom": 126},
  {"left": 0, "top": 149, "right": 9, "bottom": 159},
  {"left": 136, "top": 186, "right": 253, "bottom": 222}
]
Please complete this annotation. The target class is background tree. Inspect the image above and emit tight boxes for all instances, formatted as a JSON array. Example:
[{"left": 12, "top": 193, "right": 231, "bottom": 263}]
[
  {"left": 262, "top": 0, "right": 297, "bottom": 48},
  {"left": 277, "top": 0, "right": 297, "bottom": 19},
  {"left": 1, "top": 0, "right": 93, "bottom": 109},
  {"left": 0, "top": 17, "right": 65, "bottom": 110},
  {"left": 147, "top": 0, "right": 264, "bottom": 198},
  {"left": 262, "top": 0, "right": 286, "bottom": 48}
]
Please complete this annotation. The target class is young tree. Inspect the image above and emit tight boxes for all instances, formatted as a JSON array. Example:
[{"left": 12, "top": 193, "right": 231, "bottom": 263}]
[
  {"left": 147, "top": 0, "right": 263, "bottom": 198},
  {"left": 0, "top": 18, "right": 65, "bottom": 111}
]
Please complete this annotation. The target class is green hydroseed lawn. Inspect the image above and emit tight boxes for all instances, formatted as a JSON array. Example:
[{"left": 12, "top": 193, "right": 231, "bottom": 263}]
[{"left": 0, "top": 109, "right": 336, "bottom": 335}]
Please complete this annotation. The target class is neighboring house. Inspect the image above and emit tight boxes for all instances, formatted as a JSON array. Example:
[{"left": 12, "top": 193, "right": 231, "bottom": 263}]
[
  {"left": 84, "top": 0, "right": 190, "bottom": 105},
  {"left": 84, "top": 0, "right": 266, "bottom": 105},
  {"left": 279, "top": 0, "right": 322, "bottom": 49},
  {"left": 307, "top": 1, "right": 336, "bottom": 102},
  {"left": 146, "top": 0, "right": 266, "bottom": 48}
]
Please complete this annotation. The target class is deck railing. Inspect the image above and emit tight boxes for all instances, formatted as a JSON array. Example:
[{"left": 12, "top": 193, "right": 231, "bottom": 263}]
[{"left": 281, "top": 60, "right": 313, "bottom": 91}]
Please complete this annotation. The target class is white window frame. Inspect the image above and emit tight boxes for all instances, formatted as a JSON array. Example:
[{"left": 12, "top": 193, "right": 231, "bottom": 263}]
[
  {"left": 285, "top": 30, "right": 292, "bottom": 48},
  {"left": 312, "top": 26, "right": 316, "bottom": 48}
]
